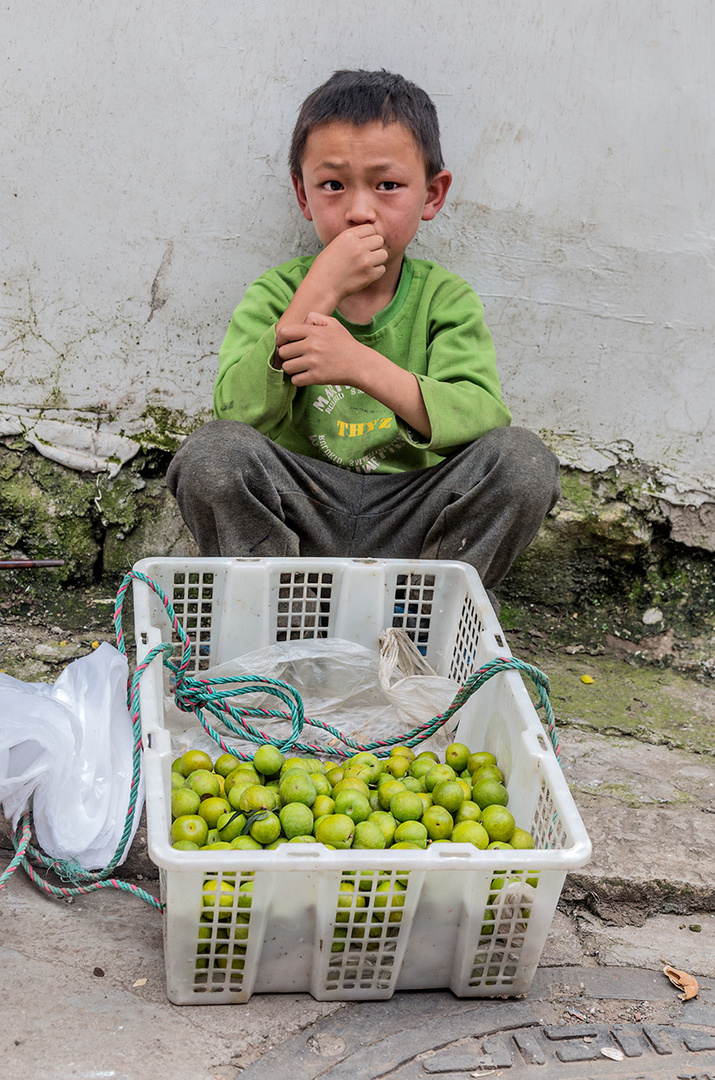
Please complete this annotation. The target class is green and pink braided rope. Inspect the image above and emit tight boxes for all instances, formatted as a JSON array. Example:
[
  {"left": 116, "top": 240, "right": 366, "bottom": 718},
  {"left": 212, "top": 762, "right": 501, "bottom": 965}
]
[{"left": 116, "top": 569, "right": 561, "bottom": 763}]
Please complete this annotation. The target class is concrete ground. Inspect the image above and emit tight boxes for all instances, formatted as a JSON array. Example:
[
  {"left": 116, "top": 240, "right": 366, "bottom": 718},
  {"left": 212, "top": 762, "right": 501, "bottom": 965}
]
[{"left": 2, "top": 616, "right": 715, "bottom": 1078}]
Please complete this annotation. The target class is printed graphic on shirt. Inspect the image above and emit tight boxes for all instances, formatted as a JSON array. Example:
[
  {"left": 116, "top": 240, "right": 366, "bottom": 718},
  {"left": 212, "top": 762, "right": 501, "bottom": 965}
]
[
  {"left": 311, "top": 386, "right": 346, "bottom": 414},
  {"left": 336, "top": 418, "right": 392, "bottom": 437},
  {"left": 308, "top": 384, "right": 404, "bottom": 472}
]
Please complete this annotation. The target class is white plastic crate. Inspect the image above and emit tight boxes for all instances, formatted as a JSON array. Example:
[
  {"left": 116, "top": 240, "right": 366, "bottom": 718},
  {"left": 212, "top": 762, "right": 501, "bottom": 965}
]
[{"left": 132, "top": 557, "right": 591, "bottom": 1005}]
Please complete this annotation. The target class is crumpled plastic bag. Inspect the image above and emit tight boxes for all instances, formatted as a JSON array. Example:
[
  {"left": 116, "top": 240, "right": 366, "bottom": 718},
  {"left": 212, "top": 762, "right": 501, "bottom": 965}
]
[
  {"left": 0, "top": 643, "right": 144, "bottom": 870},
  {"left": 166, "top": 629, "right": 460, "bottom": 758}
]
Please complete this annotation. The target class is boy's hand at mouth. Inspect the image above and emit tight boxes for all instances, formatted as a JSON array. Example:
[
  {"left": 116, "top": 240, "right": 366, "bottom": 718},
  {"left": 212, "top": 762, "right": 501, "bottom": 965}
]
[{"left": 311, "top": 225, "right": 388, "bottom": 303}]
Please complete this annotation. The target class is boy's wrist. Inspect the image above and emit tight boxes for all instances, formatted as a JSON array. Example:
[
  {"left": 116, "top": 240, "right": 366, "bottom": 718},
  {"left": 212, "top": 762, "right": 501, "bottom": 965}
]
[{"left": 301, "top": 260, "right": 343, "bottom": 312}]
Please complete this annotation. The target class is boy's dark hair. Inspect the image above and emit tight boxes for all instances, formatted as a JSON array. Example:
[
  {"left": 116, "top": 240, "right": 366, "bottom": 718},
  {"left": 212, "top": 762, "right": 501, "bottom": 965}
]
[{"left": 289, "top": 69, "right": 444, "bottom": 180}]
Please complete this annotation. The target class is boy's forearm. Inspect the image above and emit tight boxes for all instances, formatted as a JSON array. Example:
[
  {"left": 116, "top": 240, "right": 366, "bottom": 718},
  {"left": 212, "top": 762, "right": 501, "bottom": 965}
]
[
  {"left": 352, "top": 348, "right": 431, "bottom": 439},
  {"left": 275, "top": 271, "right": 340, "bottom": 337}
]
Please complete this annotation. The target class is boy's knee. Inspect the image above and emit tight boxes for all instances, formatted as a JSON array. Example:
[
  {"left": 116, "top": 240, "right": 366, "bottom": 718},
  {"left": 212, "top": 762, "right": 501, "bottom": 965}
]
[
  {"left": 480, "top": 426, "right": 561, "bottom": 510},
  {"left": 167, "top": 420, "right": 262, "bottom": 497}
]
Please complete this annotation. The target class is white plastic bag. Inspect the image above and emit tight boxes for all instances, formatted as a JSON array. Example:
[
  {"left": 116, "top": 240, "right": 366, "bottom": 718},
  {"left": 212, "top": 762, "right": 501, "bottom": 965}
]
[
  {"left": 0, "top": 643, "right": 144, "bottom": 870},
  {"left": 378, "top": 628, "right": 460, "bottom": 742},
  {"left": 165, "top": 631, "right": 460, "bottom": 758}
]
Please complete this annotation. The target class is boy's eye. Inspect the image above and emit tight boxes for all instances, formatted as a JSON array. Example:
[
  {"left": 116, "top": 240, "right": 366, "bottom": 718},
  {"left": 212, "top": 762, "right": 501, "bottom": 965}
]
[
  {"left": 322, "top": 180, "right": 344, "bottom": 191},
  {"left": 377, "top": 181, "right": 400, "bottom": 191}
]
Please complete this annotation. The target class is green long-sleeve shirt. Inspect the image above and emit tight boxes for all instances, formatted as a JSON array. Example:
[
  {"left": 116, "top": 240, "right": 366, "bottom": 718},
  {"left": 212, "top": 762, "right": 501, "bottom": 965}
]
[{"left": 214, "top": 256, "right": 511, "bottom": 474}]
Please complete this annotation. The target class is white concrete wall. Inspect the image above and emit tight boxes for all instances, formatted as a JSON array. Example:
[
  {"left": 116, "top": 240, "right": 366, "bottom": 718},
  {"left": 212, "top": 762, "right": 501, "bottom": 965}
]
[{"left": 2, "top": 3, "right": 713, "bottom": 510}]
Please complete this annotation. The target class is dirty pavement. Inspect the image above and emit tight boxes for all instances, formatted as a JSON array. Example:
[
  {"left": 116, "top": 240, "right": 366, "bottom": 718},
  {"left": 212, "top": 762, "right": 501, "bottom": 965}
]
[{"left": 2, "top": 586, "right": 715, "bottom": 1080}]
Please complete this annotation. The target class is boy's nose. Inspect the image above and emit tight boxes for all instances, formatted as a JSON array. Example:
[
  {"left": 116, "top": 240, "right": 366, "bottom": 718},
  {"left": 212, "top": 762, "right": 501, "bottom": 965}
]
[{"left": 346, "top": 190, "right": 376, "bottom": 225}]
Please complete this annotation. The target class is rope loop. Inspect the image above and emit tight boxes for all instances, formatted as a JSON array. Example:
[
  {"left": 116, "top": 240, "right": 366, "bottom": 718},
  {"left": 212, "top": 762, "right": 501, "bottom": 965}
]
[{"left": 118, "top": 568, "right": 561, "bottom": 763}]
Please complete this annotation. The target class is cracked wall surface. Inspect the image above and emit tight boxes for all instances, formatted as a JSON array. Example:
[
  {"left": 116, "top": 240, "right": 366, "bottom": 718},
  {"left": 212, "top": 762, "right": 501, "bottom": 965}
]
[{"left": 1, "top": 3, "right": 714, "bottom": 505}]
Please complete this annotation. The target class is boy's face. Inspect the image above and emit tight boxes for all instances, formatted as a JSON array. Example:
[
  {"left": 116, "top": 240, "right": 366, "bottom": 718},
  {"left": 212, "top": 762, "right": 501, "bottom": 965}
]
[{"left": 293, "top": 120, "right": 450, "bottom": 273}]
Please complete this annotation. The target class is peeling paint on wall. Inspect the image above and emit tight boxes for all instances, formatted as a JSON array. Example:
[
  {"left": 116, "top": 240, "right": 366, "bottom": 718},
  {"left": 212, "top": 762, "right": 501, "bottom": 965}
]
[{"left": 2, "top": 3, "right": 713, "bottom": 521}]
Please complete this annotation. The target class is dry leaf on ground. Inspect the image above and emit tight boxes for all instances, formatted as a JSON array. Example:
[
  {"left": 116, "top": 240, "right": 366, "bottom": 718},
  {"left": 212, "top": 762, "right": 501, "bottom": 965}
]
[{"left": 663, "top": 964, "right": 699, "bottom": 1001}]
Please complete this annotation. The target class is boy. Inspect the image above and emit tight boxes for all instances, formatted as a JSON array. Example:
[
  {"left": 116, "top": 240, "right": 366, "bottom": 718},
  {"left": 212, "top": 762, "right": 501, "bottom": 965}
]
[{"left": 167, "top": 70, "right": 560, "bottom": 593}]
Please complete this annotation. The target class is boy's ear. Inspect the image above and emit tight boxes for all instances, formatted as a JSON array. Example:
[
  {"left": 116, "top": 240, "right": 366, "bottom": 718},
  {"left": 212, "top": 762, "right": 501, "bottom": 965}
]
[
  {"left": 291, "top": 174, "right": 313, "bottom": 222},
  {"left": 421, "top": 170, "right": 452, "bottom": 222}
]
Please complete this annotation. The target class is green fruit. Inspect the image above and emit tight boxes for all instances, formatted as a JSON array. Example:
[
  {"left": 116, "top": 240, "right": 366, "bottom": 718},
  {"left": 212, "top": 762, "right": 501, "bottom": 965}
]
[
  {"left": 171, "top": 771, "right": 185, "bottom": 790},
  {"left": 383, "top": 755, "right": 410, "bottom": 779},
  {"left": 372, "top": 879, "right": 407, "bottom": 921},
  {"left": 331, "top": 776, "right": 370, "bottom": 800},
  {"left": 431, "top": 780, "right": 465, "bottom": 814},
  {"left": 217, "top": 811, "right": 247, "bottom": 842},
  {"left": 278, "top": 771, "right": 317, "bottom": 807},
  {"left": 230, "top": 835, "right": 263, "bottom": 850},
  {"left": 214, "top": 753, "right": 240, "bottom": 778},
  {"left": 224, "top": 769, "right": 258, "bottom": 797},
  {"left": 335, "top": 882, "right": 366, "bottom": 922},
  {"left": 171, "top": 787, "right": 201, "bottom": 819},
  {"left": 281, "top": 756, "right": 313, "bottom": 774},
  {"left": 310, "top": 772, "right": 332, "bottom": 797},
  {"left": 390, "top": 745, "right": 415, "bottom": 762},
  {"left": 421, "top": 804, "right": 454, "bottom": 840},
  {"left": 454, "top": 800, "right": 482, "bottom": 823},
  {"left": 347, "top": 752, "right": 382, "bottom": 785},
  {"left": 227, "top": 778, "right": 257, "bottom": 809},
  {"left": 184, "top": 769, "right": 221, "bottom": 799},
  {"left": 416, "top": 791, "right": 433, "bottom": 812},
  {"left": 314, "top": 814, "right": 355, "bottom": 849},
  {"left": 424, "top": 764, "right": 456, "bottom": 792},
  {"left": 196, "top": 923, "right": 214, "bottom": 951},
  {"left": 252, "top": 743, "right": 285, "bottom": 777},
  {"left": 389, "top": 790, "right": 424, "bottom": 823},
  {"left": 238, "top": 784, "right": 279, "bottom": 813},
  {"left": 408, "top": 757, "right": 434, "bottom": 781},
  {"left": 392, "top": 820, "right": 428, "bottom": 847},
  {"left": 181, "top": 749, "right": 214, "bottom": 775},
  {"left": 279, "top": 801, "right": 315, "bottom": 839},
  {"left": 401, "top": 775, "right": 424, "bottom": 794},
  {"left": 450, "top": 820, "right": 489, "bottom": 848},
  {"left": 471, "top": 778, "right": 509, "bottom": 810},
  {"left": 288, "top": 834, "right": 319, "bottom": 843},
  {"left": 172, "top": 839, "right": 200, "bottom": 851},
  {"left": 201, "top": 877, "right": 235, "bottom": 918},
  {"left": 171, "top": 814, "right": 209, "bottom": 847},
  {"left": 368, "top": 811, "right": 397, "bottom": 846},
  {"left": 377, "top": 779, "right": 405, "bottom": 810},
  {"left": 250, "top": 811, "right": 282, "bottom": 845},
  {"left": 472, "top": 764, "right": 504, "bottom": 785},
  {"left": 444, "top": 742, "right": 471, "bottom": 773},
  {"left": 198, "top": 796, "right": 232, "bottom": 829},
  {"left": 510, "top": 828, "right": 536, "bottom": 850},
  {"left": 352, "top": 821, "right": 386, "bottom": 849},
  {"left": 333, "top": 789, "right": 372, "bottom": 824},
  {"left": 480, "top": 805, "right": 515, "bottom": 843},
  {"left": 467, "top": 751, "right": 497, "bottom": 775}
]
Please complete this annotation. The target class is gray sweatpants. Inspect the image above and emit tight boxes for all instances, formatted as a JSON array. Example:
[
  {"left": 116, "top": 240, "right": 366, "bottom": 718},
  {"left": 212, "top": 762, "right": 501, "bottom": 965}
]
[{"left": 166, "top": 420, "right": 560, "bottom": 590}]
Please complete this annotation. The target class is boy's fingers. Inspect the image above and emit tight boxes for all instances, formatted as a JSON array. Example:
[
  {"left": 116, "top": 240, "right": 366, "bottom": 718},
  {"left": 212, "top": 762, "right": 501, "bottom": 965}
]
[
  {"left": 277, "top": 322, "right": 310, "bottom": 343},
  {"left": 304, "top": 312, "right": 331, "bottom": 326},
  {"left": 350, "top": 223, "right": 378, "bottom": 238}
]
